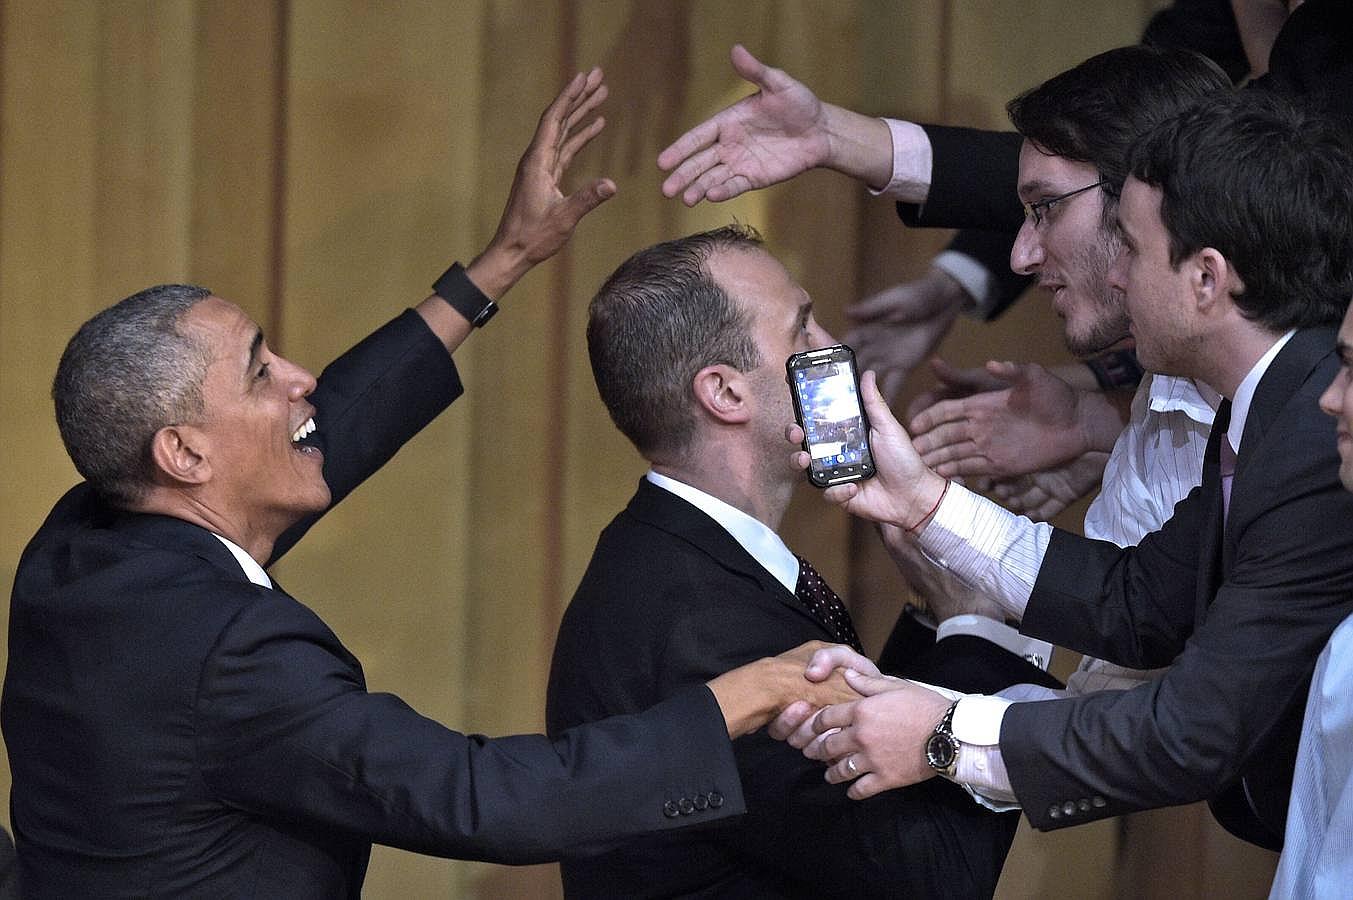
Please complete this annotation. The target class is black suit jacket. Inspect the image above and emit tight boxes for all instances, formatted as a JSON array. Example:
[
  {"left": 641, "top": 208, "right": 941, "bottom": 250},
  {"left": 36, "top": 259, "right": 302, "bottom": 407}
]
[
  {"left": 3, "top": 310, "right": 744, "bottom": 899},
  {"left": 1000, "top": 328, "right": 1353, "bottom": 849},
  {"left": 547, "top": 478, "right": 1055, "bottom": 899}
]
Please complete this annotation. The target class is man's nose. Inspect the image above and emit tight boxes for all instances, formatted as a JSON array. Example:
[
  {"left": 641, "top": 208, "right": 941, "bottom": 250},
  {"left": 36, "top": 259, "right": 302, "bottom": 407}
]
[{"left": 1010, "top": 218, "right": 1044, "bottom": 275}]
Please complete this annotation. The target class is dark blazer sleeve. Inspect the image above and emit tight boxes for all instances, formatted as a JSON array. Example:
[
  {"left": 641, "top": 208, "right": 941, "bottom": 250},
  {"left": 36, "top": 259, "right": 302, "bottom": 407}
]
[
  {"left": 1002, "top": 396, "right": 1353, "bottom": 832},
  {"left": 895, "top": 126, "right": 1024, "bottom": 233},
  {"left": 271, "top": 308, "right": 464, "bottom": 563},
  {"left": 653, "top": 603, "right": 1019, "bottom": 899},
  {"left": 196, "top": 592, "right": 745, "bottom": 864}
]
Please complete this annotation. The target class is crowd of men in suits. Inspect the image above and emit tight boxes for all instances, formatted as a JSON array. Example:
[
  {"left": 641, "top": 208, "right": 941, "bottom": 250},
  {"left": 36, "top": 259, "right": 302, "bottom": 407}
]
[{"left": 5, "top": 0, "right": 1353, "bottom": 897}]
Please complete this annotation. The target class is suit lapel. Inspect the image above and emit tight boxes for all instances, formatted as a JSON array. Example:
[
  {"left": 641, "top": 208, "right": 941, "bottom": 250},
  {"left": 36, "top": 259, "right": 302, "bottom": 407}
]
[
  {"left": 1221, "top": 327, "right": 1336, "bottom": 574},
  {"left": 623, "top": 478, "right": 828, "bottom": 635}
]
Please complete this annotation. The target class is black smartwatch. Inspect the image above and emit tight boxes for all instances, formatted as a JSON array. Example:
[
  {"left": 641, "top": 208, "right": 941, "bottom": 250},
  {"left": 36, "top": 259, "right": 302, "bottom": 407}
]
[
  {"left": 432, "top": 262, "right": 498, "bottom": 327},
  {"left": 925, "top": 701, "right": 961, "bottom": 778}
]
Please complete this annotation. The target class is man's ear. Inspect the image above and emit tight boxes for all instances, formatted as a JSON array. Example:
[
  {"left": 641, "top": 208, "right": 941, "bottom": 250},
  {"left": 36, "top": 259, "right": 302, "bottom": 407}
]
[
  {"left": 1193, "top": 246, "right": 1243, "bottom": 318},
  {"left": 148, "top": 425, "right": 211, "bottom": 487},
  {"left": 691, "top": 364, "right": 753, "bottom": 424}
]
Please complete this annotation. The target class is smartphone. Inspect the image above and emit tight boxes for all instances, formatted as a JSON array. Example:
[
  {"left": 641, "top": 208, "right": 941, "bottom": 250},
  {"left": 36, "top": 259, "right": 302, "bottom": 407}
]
[{"left": 786, "top": 344, "right": 875, "bottom": 488}]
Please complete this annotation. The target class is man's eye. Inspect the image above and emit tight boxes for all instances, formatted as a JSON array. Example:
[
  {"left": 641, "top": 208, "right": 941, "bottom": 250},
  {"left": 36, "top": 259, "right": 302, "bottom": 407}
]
[{"left": 255, "top": 363, "right": 270, "bottom": 380}]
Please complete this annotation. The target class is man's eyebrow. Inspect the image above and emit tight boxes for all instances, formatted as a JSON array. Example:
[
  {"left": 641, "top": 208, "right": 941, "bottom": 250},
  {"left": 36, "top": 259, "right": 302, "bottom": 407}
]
[
  {"left": 1337, "top": 339, "right": 1353, "bottom": 366},
  {"left": 246, "top": 329, "right": 264, "bottom": 375},
  {"left": 794, "top": 299, "right": 812, "bottom": 332},
  {"left": 1017, "top": 179, "right": 1051, "bottom": 199}
]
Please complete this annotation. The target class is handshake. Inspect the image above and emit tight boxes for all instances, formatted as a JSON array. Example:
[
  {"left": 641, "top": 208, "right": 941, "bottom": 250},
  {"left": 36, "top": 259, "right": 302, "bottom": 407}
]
[{"left": 712, "top": 641, "right": 954, "bottom": 798}]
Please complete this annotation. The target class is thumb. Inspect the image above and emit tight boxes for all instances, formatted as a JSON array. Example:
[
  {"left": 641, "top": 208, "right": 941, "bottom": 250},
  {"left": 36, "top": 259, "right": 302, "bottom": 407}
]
[
  {"left": 561, "top": 178, "right": 617, "bottom": 228},
  {"left": 861, "top": 370, "right": 907, "bottom": 441},
  {"left": 730, "top": 43, "right": 772, "bottom": 88},
  {"left": 985, "top": 359, "right": 1027, "bottom": 384},
  {"left": 844, "top": 668, "right": 899, "bottom": 697}
]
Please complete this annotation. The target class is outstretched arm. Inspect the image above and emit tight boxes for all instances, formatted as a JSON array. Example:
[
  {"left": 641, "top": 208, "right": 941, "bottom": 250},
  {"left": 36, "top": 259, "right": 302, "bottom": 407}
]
[
  {"left": 418, "top": 67, "right": 617, "bottom": 353},
  {"left": 657, "top": 44, "right": 894, "bottom": 206}
]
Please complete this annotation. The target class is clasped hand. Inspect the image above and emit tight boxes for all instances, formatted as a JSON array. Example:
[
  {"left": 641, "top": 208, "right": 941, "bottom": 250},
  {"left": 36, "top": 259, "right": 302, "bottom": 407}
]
[{"left": 768, "top": 645, "right": 953, "bottom": 800}]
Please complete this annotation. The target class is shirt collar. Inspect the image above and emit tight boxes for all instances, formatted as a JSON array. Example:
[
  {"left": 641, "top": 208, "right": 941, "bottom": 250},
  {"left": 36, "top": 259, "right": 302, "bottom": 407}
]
[
  {"left": 1228, "top": 330, "right": 1296, "bottom": 454},
  {"left": 1146, "top": 374, "right": 1221, "bottom": 424},
  {"left": 645, "top": 470, "right": 799, "bottom": 594},
  {"left": 211, "top": 533, "right": 273, "bottom": 589}
]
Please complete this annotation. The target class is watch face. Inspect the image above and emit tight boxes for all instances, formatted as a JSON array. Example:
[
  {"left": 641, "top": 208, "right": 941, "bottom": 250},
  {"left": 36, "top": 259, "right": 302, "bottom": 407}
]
[{"left": 926, "top": 732, "right": 957, "bottom": 770}]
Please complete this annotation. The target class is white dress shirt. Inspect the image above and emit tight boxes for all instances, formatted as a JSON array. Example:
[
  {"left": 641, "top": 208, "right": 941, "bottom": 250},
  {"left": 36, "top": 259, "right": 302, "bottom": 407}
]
[
  {"left": 646, "top": 471, "right": 799, "bottom": 593},
  {"left": 920, "top": 334, "right": 1293, "bottom": 803},
  {"left": 1269, "top": 613, "right": 1353, "bottom": 899},
  {"left": 212, "top": 533, "right": 273, "bottom": 589}
]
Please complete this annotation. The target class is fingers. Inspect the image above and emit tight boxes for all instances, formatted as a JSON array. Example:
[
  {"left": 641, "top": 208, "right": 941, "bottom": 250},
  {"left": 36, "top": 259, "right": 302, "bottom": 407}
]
[
  {"left": 908, "top": 398, "right": 970, "bottom": 439},
  {"left": 859, "top": 370, "right": 906, "bottom": 443},
  {"left": 556, "top": 115, "right": 607, "bottom": 178},
  {"left": 657, "top": 119, "right": 722, "bottom": 179},
  {"left": 768, "top": 700, "right": 816, "bottom": 741},
  {"left": 844, "top": 286, "right": 908, "bottom": 323},
  {"left": 659, "top": 143, "right": 724, "bottom": 201}
]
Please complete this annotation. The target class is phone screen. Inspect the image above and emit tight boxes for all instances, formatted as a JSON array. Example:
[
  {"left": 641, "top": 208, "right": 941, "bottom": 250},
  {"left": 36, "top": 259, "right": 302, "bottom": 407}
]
[{"left": 787, "top": 345, "right": 875, "bottom": 487}]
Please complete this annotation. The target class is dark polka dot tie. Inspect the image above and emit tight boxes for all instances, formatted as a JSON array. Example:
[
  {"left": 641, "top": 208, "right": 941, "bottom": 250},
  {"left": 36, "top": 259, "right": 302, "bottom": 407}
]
[{"left": 793, "top": 555, "right": 862, "bottom": 652}]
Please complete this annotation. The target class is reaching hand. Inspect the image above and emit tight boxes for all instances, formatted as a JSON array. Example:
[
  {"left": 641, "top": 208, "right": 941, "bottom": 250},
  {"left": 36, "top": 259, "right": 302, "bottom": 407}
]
[
  {"left": 470, "top": 67, "right": 617, "bottom": 298},
  {"left": 903, "top": 357, "right": 1011, "bottom": 423},
  {"left": 657, "top": 44, "right": 831, "bottom": 206},
  {"left": 804, "top": 672, "right": 952, "bottom": 799},
  {"left": 877, "top": 523, "right": 1006, "bottom": 623},
  {"left": 908, "top": 361, "right": 1091, "bottom": 479},
  {"left": 845, "top": 268, "right": 969, "bottom": 403},
  {"left": 987, "top": 451, "right": 1109, "bottom": 521},
  {"left": 788, "top": 370, "right": 948, "bottom": 530}
]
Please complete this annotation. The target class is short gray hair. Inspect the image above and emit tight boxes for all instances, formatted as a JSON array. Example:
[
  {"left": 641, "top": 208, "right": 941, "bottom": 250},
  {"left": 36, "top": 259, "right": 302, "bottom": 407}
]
[{"left": 53, "top": 284, "right": 213, "bottom": 507}]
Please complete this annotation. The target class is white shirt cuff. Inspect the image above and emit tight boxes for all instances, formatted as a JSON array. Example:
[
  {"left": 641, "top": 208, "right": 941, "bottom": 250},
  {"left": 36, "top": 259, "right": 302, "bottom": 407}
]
[
  {"left": 932, "top": 251, "right": 988, "bottom": 317},
  {"left": 937, "top": 615, "right": 1053, "bottom": 670},
  {"left": 867, "top": 118, "right": 932, "bottom": 204},
  {"left": 952, "top": 695, "right": 1019, "bottom": 807}
]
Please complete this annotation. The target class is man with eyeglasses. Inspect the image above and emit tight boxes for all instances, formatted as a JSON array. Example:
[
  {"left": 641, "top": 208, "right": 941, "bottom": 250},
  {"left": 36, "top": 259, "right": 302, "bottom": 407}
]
[{"left": 781, "top": 88, "right": 1353, "bottom": 859}]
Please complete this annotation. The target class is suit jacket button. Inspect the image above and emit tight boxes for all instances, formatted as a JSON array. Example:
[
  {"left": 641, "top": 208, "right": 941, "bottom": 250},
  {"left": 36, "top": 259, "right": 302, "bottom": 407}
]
[
  {"left": 1078, "top": 799, "right": 1091, "bottom": 812},
  {"left": 708, "top": 791, "right": 724, "bottom": 809},
  {"left": 1048, "top": 805, "right": 1061, "bottom": 820},
  {"left": 663, "top": 800, "right": 680, "bottom": 818},
  {"left": 1092, "top": 796, "right": 1107, "bottom": 808},
  {"left": 678, "top": 797, "right": 695, "bottom": 815},
  {"left": 1062, "top": 801, "right": 1077, "bottom": 817},
  {"left": 693, "top": 793, "right": 709, "bottom": 811}
]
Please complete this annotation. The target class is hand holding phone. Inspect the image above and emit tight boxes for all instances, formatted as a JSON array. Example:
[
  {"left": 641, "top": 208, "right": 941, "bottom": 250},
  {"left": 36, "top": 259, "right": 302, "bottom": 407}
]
[{"left": 786, "top": 344, "right": 876, "bottom": 488}]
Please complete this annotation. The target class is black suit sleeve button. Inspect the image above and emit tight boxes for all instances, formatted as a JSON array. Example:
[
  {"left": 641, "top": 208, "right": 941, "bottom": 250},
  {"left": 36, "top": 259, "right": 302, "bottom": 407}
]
[
  {"left": 1078, "top": 799, "right": 1091, "bottom": 813},
  {"left": 1048, "top": 805, "right": 1061, "bottom": 820},
  {"left": 708, "top": 791, "right": 724, "bottom": 809},
  {"left": 693, "top": 793, "right": 709, "bottom": 811},
  {"left": 678, "top": 797, "right": 695, "bottom": 815},
  {"left": 1062, "top": 801, "right": 1077, "bottom": 817},
  {"left": 663, "top": 800, "right": 680, "bottom": 818},
  {"left": 1092, "top": 796, "right": 1107, "bottom": 808}
]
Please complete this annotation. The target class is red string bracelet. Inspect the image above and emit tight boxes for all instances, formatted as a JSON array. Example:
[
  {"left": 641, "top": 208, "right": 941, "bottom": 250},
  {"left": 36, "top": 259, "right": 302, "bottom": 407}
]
[{"left": 905, "top": 479, "right": 950, "bottom": 534}]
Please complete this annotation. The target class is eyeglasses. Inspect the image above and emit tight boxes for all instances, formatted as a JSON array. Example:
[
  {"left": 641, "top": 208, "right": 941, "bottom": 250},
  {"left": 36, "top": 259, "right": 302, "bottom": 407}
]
[{"left": 1022, "top": 179, "right": 1108, "bottom": 228}]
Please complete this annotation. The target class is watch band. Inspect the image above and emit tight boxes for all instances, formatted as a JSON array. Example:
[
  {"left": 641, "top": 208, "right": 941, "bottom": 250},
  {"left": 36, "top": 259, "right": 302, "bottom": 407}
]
[
  {"left": 925, "top": 700, "right": 961, "bottom": 778},
  {"left": 432, "top": 262, "right": 498, "bottom": 327}
]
